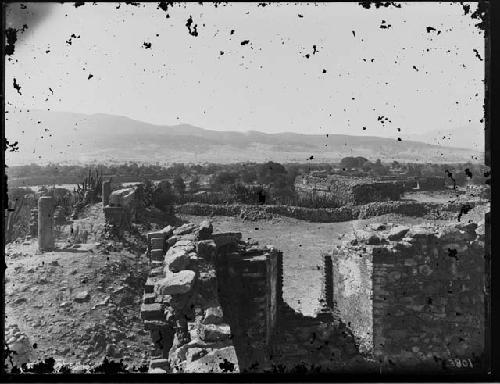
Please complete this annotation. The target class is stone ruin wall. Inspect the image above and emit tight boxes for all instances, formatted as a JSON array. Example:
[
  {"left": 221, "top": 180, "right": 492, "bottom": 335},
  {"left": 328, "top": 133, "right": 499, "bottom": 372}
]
[
  {"left": 139, "top": 220, "right": 361, "bottom": 373},
  {"left": 295, "top": 175, "right": 405, "bottom": 207},
  {"left": 176, "top": 200, "right": 477, "bottom": 223},
  {"left": 331, "top": 220, "right": 486, "bottom": 370}
]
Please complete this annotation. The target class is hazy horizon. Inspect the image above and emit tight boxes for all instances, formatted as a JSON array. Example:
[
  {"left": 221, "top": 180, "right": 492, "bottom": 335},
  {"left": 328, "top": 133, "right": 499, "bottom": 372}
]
[
  {"left": 6, "top": 3, "right": 485, "bottom": 146},
  {"left": 6, "top": 106, "right": 485, "bottom": 145}
]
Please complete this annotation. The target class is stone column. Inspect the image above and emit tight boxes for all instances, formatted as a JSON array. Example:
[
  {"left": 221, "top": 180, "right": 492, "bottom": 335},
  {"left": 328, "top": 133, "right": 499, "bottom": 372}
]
[
  {"left": 102, "top": 180, "right": 111, "bottom": 206},
  {"left": 38, "top": 196, "right": 55, "bottom": 252}
]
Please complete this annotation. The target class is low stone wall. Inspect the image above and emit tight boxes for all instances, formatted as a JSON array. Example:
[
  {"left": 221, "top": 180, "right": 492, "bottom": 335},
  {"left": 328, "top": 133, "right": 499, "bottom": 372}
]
[
  {"left": 418, "top": 176, "right": 446, "bottom": 191},
  {"left": 175, "top": 201, "right": 478, "bottom": 223},
  {"left": 331, "top": 220, "right": 486, "bottom": 371}
]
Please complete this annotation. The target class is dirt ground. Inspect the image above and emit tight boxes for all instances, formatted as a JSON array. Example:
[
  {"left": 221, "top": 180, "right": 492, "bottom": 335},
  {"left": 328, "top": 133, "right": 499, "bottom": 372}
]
[
  {"left": 181, "top": 204, "right": 488, "bottom": 316},
  {"left": 4, "top": 203, "right": 152, "bottom": 372}
]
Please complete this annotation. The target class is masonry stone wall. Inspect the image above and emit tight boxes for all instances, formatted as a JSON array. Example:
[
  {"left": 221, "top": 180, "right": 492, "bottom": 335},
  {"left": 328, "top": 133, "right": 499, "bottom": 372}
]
[
  {"left": 331, "top": 249, "right": 373, "bottom": 355},
  {"left": 331, "top": 221, "right": 485, "bottom": 370},
  {"left": 295, "top": 174, "right": 404, "bottom": 207},
  {"left": 140, "top": 220, "right": 362, "bottom": 373},
  {"left": 175, "top": 201, "right": 478, "bottom": 223}
]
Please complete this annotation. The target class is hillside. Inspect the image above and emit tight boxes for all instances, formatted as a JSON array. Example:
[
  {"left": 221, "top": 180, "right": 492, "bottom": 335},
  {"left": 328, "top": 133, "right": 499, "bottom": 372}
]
[{"left": 5, "top": 109, "right": 483, "bottom": 165}]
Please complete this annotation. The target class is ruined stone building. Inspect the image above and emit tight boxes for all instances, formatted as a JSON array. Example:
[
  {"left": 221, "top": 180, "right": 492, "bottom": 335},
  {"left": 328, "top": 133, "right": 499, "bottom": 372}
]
[
  {"left": 295, "top": 174, "right": 405, "bottom": 207},
  {"left": 330, "top": 221, "right": 487, "bottom": 370}
]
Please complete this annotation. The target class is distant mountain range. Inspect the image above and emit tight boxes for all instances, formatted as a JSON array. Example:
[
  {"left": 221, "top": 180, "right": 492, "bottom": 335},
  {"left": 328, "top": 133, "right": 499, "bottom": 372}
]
[{"left": 5, "top": 109, "right": 483, "bottom": 166}]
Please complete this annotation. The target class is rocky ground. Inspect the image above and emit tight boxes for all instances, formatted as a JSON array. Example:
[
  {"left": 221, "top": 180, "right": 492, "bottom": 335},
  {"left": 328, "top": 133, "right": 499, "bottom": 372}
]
[{"left": 4, "top": 203, "right": 153, "bottom": 373}]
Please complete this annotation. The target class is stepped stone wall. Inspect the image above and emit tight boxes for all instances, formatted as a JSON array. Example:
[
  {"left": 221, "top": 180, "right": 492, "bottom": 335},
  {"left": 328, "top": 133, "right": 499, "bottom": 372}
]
[{"left": 331, "top": 220, "right": 486, "bottom": 370}]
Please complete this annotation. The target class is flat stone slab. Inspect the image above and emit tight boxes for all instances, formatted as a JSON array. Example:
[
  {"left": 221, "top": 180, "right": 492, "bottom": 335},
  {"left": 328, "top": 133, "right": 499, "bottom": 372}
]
[
  {"left": 145, "top": 276, "right": 161, "bottom": 294},
  {"left": 200, "top": 323, "right": 231, "bottom": 342},
  {"left": 150, "top": 249, "right": 164, "bottom": 261},
  {"left": 173, "top": 223, "right": 197, "bottom": 236},
  {"left": 198, "top": 220, "right": 213, "bottom": 240},
  {"left": 196, "top": 240, "right": 216, "bottom": 260},
  {"left": 109, "top": 188, "right": 136, "bottom": 207},
  {"left": 164, "top": 248, "right": 190, "bottom": 273},
  {"left": 183, "top": 346, "right": 239, "bottom": 373},
  {"left": 140, "top": 303, "right": 164, "bottom": 321},
  {"left": 203, "top": 306, "right": 224, "bottom": 325},
  {"left": 73, "top": 291, "right": 90, "bottom": 303},
  {"left": 150, "top": 358, "right": 169, "bottom": 370},
  {"left": 143, "top": 293, "right": 156, "bottom": 304},
  {"left": 388, "top": 225, "right": 410, "bottom": 241},
  {"left": 150, "top": 237, "right": 165, "bottom": 250},
  {"left": 155, "top": 270, "right": 196, "bottom": 296}
]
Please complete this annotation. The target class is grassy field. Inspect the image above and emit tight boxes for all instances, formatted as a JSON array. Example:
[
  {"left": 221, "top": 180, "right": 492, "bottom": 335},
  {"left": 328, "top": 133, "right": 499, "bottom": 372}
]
[{"left": 180, "top": 213, "right": 443, "bottom": 316}]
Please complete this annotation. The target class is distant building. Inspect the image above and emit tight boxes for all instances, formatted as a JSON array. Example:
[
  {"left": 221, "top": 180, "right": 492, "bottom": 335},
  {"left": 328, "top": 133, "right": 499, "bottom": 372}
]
[{"left": 295, "top": 174, "right": 405, "bottom": 207}]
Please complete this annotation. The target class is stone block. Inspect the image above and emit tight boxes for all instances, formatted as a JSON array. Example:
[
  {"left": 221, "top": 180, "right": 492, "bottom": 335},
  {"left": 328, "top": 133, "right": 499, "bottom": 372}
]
[
  {"left": 38, "top": 196, "right": 55, "bottom": 252},
  {"left": 167, "top": 236, "right": 178, "bottom": 247},
  {"left": 173, "top": 223, "right": 197, "bottom": 236},
  {"left": 197, "top": 240, "right": 217, "bottom": 260},
  {"left": 149, "top": 358, "right": 169, "bottom": 370},
  {"left": 197, "top": 220, "right": 213, "bottom": 240},
  {"left": 151, "top": 260, "right": 163, "bottom": 269},
  {"left": 388, "top": 225, "right": 410, "bottom": 241},
  {"left": 143, "top": 319, "right": 169, "bottom": 331},
  {"left": 149, "top": 367, "right": 167, "bottom": 373},
  {"left": 151, "top": 249, "right": 164, "bottom": 261},
  {"left": 183, "top": 346, "right": 239, "bottom": 373},
  {"left": 149, "top": 267, "right": 164, "bottom": 277},
  {"left": 407, "top": 225, "right": 436, "bottom": 238},
  {"left": 203, "top": 306, "right": 224, "bottom": 325},
  {"left": 145, "top": 276, "right": 161, "bottom": 294},
  {"left": 155, "top": 270, "right": 196, "bottom": 296},
  {"left": 151, "top": 237, "right": 165, "bottom": 251},
  {"left": 143, "top": 293, "right": 156, "bottom": 304},
  {"left": 372, "top": 246, "right": 395, "bottom": 264},
  {"left": 200, "top": 323, "right": 231, "bottom": 342},
  {"left": 162, "top": 225, "right": 174, "bottom": 237},
  {"left": 212, "top": 232, "right": 242, "bottom": 249},
  {"left": 179, "top": 233, "right": 198, "bottom": 241},
  {"left": 164, "top": 248, "right": 190, "bottom": 273},
  {"left": 102, "top": 180, "right": 111, "bottom": 206},
  {"left": 173, "top": 240, "right": 196, "bottom": 254},
  {"left": 103, "top": 206, "right": 124, "bottom": 226},
  {"left": 369, "top": 222, "right": 387, "bottom": 231},
  {"left": 141, "top": 303, "right": 164, "bottom": 321},
  {"left": 109, "top": 187, "right": 136, "bottom": 207},
  {"left": 185, "top": 347, "right": 212, "bottom": 363}
]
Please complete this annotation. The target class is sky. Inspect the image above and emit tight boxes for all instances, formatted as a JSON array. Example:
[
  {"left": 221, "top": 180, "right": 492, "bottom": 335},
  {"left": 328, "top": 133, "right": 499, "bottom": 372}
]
[{"left": 5, "top": 2, "right": 485, "bottom": 144}]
